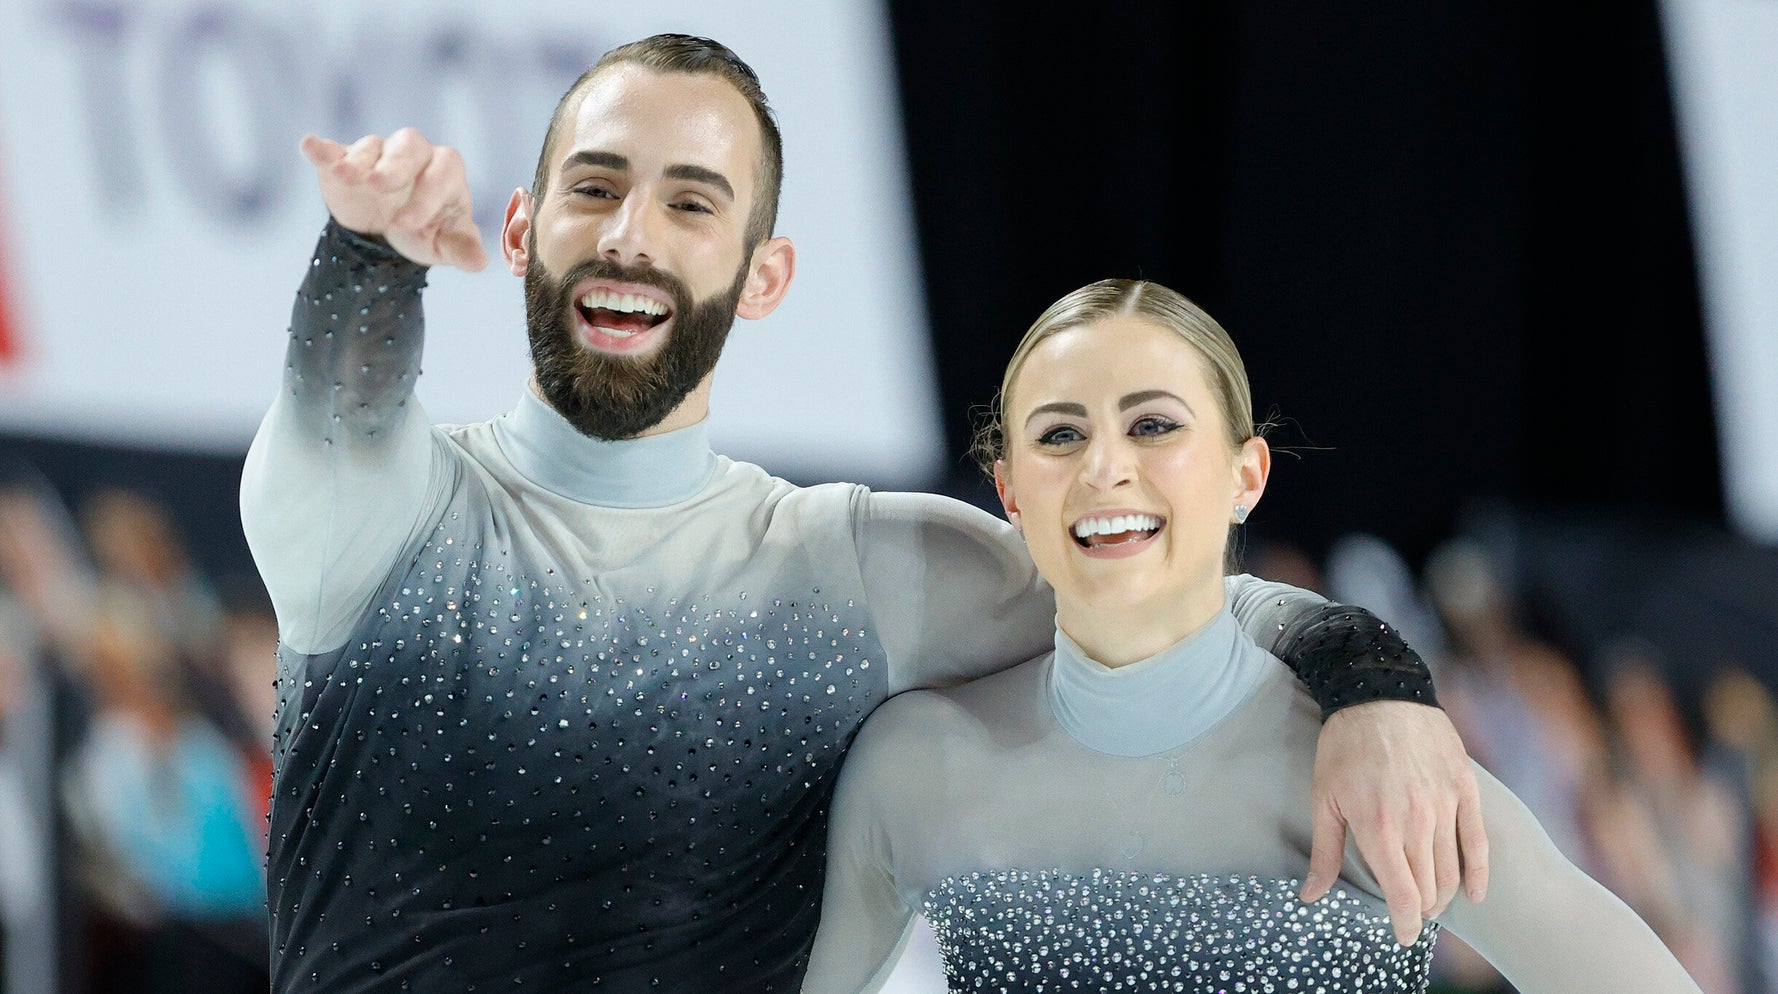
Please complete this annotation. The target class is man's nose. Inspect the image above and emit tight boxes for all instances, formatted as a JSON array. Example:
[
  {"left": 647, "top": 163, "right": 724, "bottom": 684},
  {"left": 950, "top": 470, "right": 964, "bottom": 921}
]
[{"left": 597, "top": 194, "right": 656, "bottom": 268}]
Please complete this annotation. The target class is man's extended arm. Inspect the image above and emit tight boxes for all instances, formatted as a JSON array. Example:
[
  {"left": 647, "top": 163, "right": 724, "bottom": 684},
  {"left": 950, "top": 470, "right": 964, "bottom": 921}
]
[
  {"left": 240, "top": 130, "right": 485, "bottom": 653},
  {"left": 239, "top": 223, "right": 435, "bottom": 653}
]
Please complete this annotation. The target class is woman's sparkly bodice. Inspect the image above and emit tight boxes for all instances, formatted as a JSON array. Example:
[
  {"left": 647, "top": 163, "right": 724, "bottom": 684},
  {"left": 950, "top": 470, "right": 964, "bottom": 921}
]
[
  {"left": 922, "top": 870, "right": 1437, "bottom": 993},
  {"left": 804, "top": 614, "right": 1461, "bottom": 993}
]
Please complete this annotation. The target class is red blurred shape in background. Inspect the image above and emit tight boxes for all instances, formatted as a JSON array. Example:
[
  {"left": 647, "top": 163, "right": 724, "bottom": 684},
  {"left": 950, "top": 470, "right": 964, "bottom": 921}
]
[
  {"left": 0, "top": 259, "right": 18, "bottom": 367},
  {"left": 0, "top": 180, "right": 17, "bottom": 366}
]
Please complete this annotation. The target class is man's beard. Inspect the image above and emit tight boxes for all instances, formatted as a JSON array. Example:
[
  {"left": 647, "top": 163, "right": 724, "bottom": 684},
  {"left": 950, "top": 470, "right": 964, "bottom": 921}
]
[{"left": 524, "top": 252, "right": 748, "bottom": 441}]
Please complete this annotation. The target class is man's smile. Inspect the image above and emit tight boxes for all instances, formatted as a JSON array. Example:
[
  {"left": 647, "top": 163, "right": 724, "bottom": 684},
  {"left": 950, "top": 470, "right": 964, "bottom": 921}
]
[{"left": 570, "top": 278, "right": 676, "bottom": 353}]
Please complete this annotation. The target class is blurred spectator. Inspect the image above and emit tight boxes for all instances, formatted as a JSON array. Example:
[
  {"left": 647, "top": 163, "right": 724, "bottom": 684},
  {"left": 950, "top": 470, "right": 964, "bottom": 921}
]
[
  {"left": 79, "top": 488, "right": 223, "bottom": 659},
  {"left": 1325, "top": 532, "right": 1448, "bottom": 665},
  {"left": 0, "top": 482, "right": 97, "bottom": 671},
  {"left": 0, "top": 595, "right": 55, "bottom": 993},
  {"left": 1593, "top": 640, "right": 1744, "bottom": 994},
  {"left": 1700, "top": 666, "right": 1778, "bottom": 993},
  {"left": 1421, "top": 537, "right": 1613, "bottom": 993},
  {"left": 1, "top": 478, "right": 270, "bottom": 994},
  {"left": 62, "top": 492, "right": 268, "bottom": 994},
  {"left": 1242, "top": 536, "right": 1324, "bottom": 593},
  {"left": 0, "top": 479, "right": 101, "bottom": 993},
  {"left": 216, "top": 581, "right": 280, "bottom": 836},
  {"left": 1425, "top": 538, "right": 1607, "bottom": 868}
]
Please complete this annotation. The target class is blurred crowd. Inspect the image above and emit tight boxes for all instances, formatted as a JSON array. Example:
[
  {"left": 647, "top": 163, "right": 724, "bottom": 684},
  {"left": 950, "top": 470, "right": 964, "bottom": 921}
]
[
  {"left": 1256, "top": 530, "right": 1775, "bottom": 994},
  {"left": 0, "top": 467, "right": 1770, "bottom": 993},
  {"left": 0, "top": 472, "right": 273, "bottom": 994}
]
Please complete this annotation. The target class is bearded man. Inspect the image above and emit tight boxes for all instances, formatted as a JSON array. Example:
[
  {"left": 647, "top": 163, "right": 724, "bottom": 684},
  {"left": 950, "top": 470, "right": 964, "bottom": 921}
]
[{"left": 242, "top": 33, "right": 1485, "bottom": 993}]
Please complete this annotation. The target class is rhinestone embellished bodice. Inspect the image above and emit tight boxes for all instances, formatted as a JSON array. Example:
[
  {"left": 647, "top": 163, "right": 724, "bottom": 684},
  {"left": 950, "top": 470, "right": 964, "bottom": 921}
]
[
  {"left": 923, "top": 870, "right": 1437, "bottom": 993},
  {"left": 248, "top": 224, "right": 918, "bottom": 992},
  {"left": 804, "top": 608, "right": 1447, "bottom": 993},
  {"left": 267, "top": 464, "right": 888, "bottom": 991}
]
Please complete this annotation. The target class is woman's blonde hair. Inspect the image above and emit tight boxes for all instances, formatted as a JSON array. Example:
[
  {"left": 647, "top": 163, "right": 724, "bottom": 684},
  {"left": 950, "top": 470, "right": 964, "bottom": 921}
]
[{"left": 972, "top": 279, "right": 1257, "bottom": 475}]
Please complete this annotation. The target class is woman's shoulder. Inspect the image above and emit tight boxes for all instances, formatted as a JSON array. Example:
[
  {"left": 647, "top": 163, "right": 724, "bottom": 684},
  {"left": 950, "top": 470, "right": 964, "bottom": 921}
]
[
  {"left": 875, "top": 652, "right": 1048, "bottom": 727},
  {"left": 847, "top": 654, "right": 1051, "bottom": 764}
]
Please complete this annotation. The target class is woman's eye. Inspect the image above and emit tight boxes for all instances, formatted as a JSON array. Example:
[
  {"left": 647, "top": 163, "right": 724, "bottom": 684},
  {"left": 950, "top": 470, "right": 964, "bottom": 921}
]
[
  {"left": 1129, "top": 416, "right": 1180, "bottom": 438},
  {"left": 1037, "top": 426, "right": 1085, "bottom": 446}
]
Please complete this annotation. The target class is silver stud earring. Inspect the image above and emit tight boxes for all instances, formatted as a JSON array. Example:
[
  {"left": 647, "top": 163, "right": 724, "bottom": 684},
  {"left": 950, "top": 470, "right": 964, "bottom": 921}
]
[{"left": 1233, "top": 504, "right": 1250, "bottom": 524}]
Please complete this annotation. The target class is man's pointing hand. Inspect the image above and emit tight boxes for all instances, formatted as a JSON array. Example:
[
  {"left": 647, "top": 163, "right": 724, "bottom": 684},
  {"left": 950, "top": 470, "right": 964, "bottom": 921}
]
[{"left": 301, "top": 127, "right": 488, "bottom": 272}]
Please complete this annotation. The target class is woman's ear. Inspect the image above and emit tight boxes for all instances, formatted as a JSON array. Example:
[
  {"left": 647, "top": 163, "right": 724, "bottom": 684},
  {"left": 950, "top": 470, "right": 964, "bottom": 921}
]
[
  {"left": 1231, "top": 436, "right": 1271, "bottom": 522},
  {"left": 994, "top": 459, "right": 1022, "bottom": 534}
]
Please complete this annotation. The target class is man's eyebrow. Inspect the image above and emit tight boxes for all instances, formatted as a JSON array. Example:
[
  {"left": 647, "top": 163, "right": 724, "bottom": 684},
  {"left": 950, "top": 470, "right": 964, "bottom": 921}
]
[
  {"left": 1024, "top": 401, "right": 1088, "bottom": 427},
  {"left": 664, "top": 164, "right": 735, "bottom": 200},
  {"left": 1119, "top": 389, "right": 1195, "bottom": 416},
  {"left": 561, "top": 150, "right": 628, "bottom": 173},
  {"left": 558, "top": 153, "right": 734, "bottom": 201}
]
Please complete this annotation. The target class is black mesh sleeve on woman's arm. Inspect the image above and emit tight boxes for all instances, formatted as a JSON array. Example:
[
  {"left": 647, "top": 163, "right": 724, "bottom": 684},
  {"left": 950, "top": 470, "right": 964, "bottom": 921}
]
[{"left": 1278, "top": 604, "right": 1440, "bottom": 720}]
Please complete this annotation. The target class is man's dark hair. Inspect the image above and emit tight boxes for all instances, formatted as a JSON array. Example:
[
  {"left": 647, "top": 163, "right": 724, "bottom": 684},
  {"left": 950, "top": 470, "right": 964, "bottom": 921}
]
[{"left": 530, "top": 34, "right": 783, "bottom": 250}]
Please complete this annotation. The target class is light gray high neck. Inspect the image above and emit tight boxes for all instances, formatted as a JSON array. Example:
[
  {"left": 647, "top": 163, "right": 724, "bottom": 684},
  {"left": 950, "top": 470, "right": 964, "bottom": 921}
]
[
  {"left": 1046, "top": 604, "right": 1275, "bottom": 757},
  {"left": 491, "top": 389, "right": 719, "bottom": 508}
]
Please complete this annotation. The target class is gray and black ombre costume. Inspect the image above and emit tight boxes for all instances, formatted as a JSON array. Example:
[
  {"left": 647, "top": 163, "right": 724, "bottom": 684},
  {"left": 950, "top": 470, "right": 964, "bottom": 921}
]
[
  {"left": 242, "top": 223, "right": 1440, "bottom": 993},
  {"left": 806, "top": 607, "right": 1703, "bottom": 994}
]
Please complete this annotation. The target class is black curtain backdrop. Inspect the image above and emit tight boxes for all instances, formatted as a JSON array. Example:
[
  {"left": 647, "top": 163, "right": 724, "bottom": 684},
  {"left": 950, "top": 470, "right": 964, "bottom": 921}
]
[{"left": 890, "top": 0, "right": 1720, "bottom": 574}]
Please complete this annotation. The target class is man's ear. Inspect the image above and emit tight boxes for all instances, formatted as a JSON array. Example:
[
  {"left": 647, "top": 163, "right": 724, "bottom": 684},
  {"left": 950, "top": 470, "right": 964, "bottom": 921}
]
[
  {"left": 993, "top": 460, "right": 1022, "bottom": 534},
  {"left": 502, "top": 188, "right": 533, "bottom": 277},
  {"left": 735, "top": 236, "right": 795, "bottom": 320}
]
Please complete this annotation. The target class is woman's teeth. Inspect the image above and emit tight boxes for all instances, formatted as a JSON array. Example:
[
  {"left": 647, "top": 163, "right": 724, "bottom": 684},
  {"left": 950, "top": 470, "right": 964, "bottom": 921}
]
[{"left": 1072, "top": 514, "right": 1162, "bottom": 541}]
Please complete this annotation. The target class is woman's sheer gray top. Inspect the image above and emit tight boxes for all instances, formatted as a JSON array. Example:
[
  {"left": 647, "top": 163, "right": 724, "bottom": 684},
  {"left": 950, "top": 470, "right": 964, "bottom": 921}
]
[{"left": 806, "top": 606, "right": 1703, "bottom": 993}]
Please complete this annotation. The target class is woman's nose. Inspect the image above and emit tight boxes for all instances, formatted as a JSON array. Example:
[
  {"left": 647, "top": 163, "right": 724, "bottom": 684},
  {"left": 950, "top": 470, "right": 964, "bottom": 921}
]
[{"left": 1081, "top": 435, "right": 1137, "bottom": 491}]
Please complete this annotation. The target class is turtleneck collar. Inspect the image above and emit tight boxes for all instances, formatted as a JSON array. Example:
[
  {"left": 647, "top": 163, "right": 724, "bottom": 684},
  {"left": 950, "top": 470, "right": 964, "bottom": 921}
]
[
  {"left": 491, "top": 388, "right": 720, "bottom": 508},
  {"left": 1046, "top": 603, "right": 1275, "bottom": 757}
]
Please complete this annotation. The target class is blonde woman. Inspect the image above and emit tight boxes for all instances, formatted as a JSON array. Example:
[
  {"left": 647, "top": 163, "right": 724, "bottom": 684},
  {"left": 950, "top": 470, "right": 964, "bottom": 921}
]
[{"left": 804, "top": 280, "right": 1701, "bottom": 993}]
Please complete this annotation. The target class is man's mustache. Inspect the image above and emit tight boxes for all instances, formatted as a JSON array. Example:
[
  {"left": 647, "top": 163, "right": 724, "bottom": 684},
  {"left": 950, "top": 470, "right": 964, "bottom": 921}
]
[{"left": 551, "top": 258, "right": 690, "bottom": 307}]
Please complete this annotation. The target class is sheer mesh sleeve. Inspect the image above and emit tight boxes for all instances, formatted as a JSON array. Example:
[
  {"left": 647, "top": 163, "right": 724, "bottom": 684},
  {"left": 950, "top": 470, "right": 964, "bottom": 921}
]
[
  {"left": 1281, "top": 604, "right": 1439, "bottom": 718},
  {"left": 240, "top": 221, "right": 438, "bottom": 653},
  {"left": 853, "top": 491, "right": 1054, "bottom": 695},
  {"left": 1437, "top": 765, "right": 1702, "bottom": 993},
  {"left": 1226, "top": 574, "right": 1439, "bottom": 718},
  {"left": 804, "top": 693, "right": 926, "bottom": 993}
]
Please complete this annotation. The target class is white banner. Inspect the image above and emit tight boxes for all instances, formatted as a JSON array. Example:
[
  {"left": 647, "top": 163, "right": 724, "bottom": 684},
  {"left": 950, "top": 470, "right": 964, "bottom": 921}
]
[
  {"left": 1661, "top": 0, "right": 1778, "bottom": 544},
  {"left": 0, "top": 0, "right": 942, "bottom": 487}
]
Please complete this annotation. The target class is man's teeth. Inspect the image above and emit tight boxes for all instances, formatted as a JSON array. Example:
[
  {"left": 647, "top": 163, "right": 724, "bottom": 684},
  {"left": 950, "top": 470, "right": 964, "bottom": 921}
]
[
  {"left": 577, "top": 289, "right": 668, "bottom": 317},
  {"left": 1072, "top": 514, "right": 1162, "bottom": 539}
]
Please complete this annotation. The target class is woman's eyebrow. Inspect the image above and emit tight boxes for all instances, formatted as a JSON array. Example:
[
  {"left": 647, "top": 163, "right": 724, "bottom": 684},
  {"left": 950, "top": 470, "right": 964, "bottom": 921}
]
[
  {"left": 1119, "top": 389, "right": 1194, "bottom": 416},
  {"left": 1024, "top": 401, "right": 1088, "bottom": 427}
]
